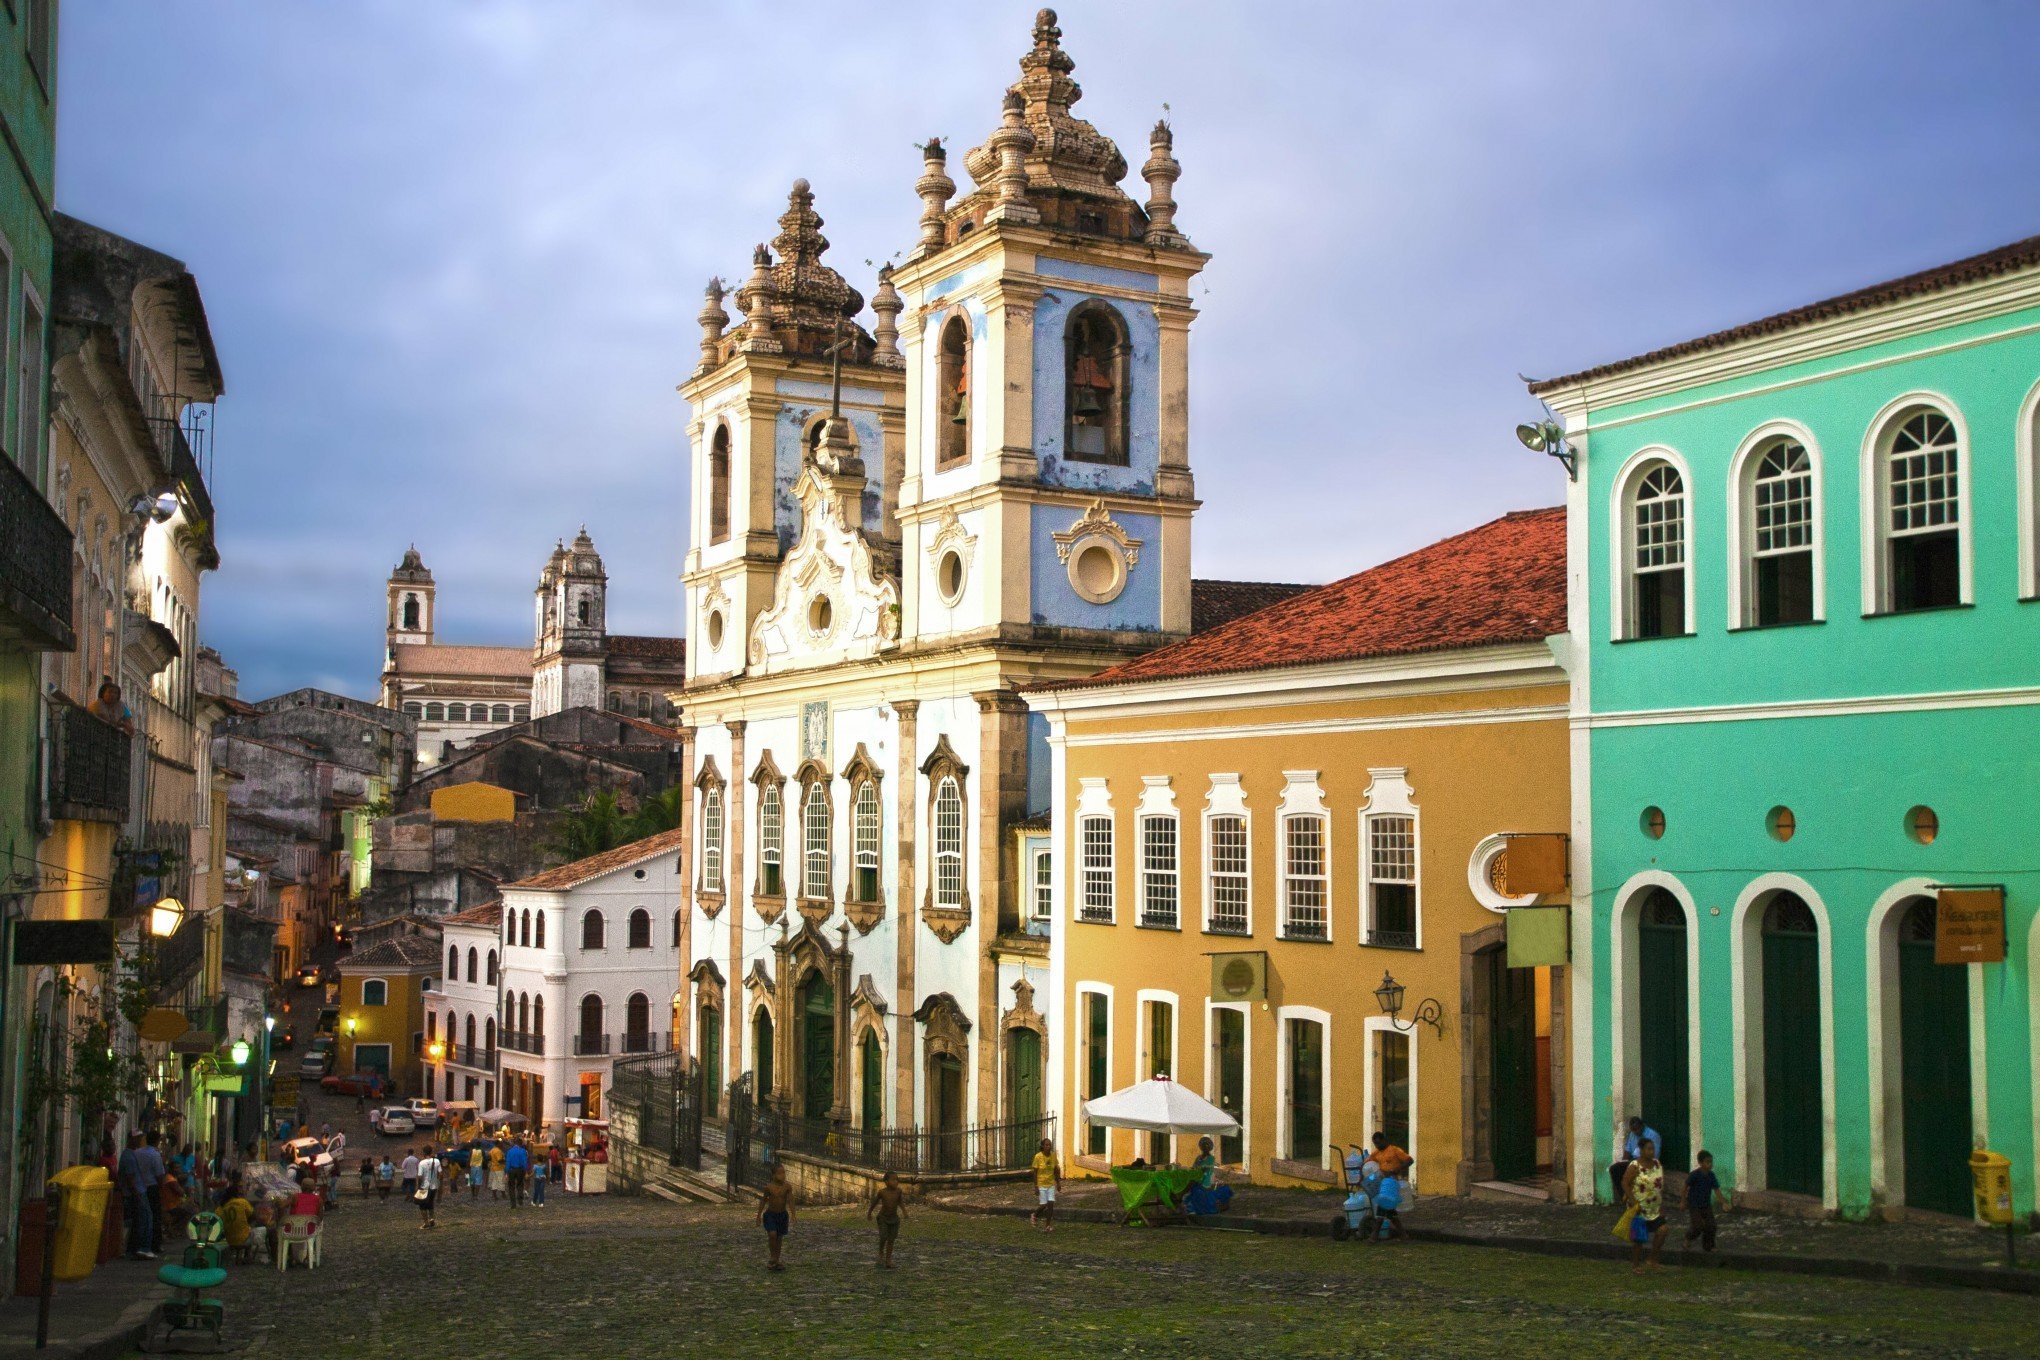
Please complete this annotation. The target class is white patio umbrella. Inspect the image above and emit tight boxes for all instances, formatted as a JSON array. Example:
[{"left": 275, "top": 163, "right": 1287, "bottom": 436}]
[{"left": 1082, "top": 1075, "right": 1239, "bottom": 1135}]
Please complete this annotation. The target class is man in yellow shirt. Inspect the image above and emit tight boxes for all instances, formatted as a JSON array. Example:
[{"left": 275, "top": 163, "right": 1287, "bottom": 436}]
[
  {"left": 218, "top": 1189, "right": 253, "bottom": 1263},
  {"left": 1028, "top": 1137, "right": 1061, "bottom": 1232}
]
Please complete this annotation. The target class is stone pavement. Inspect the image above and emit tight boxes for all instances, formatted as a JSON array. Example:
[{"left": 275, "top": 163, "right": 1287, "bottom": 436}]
[
  {"left": 0, "top": 1254, "right": 161, "bottom": 1360},
  {"left": 927, "top": 1175, "right": 2040, "bottom": 1292},
  {"left": 169, "top": 1188, "right": 2040, "bottom": 1358}
]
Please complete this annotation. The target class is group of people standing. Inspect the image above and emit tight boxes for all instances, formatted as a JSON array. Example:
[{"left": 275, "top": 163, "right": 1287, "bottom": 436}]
[
  {"left": 368, "top": 1134, "right": 562, "bottom": 1228},
  {"left": 112, "top": 1130, "right": 248, "bottom": 1259}
]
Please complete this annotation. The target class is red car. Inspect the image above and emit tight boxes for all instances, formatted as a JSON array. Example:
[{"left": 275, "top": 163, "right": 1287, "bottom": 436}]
[{"left": 321, "top": 1071, "right": 384, "bottom": 1098}]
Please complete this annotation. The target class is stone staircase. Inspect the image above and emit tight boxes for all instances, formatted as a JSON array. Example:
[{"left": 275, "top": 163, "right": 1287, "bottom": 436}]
[
  {"left": 636, "top": 1158, "right": 753, "bottom": 1206},
  {"left": 1470, "top": 1174, "right": 1558, "bottom": 1204}
]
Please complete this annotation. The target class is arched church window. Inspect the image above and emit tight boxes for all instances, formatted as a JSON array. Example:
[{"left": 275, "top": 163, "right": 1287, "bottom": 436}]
[
  {"left": 514, "top": 705, "right": 529, "bottom": 722},
  {"left": 708, "top": 422, "right": 732, "bottom": 544},
  {"left": 404, "top": 703, "right": 422, "bottom": 719},
  {"left": 492, "top": 704, "right": 510, "bottom": 723},
  {"left": 1066, "top": 303, "right": 1129, "bottom": 465},
  {"left": 403, "top": 594, "right": 420, "bottom": 630},
  {"left": 447, "top": 703, "right": 466, "bottom": 722},
  {"left": 577, "top": 599, "right": 591, "bottom": 626},
  {"left": 425, "top": 703, "right": 445, "bottom": 722},
  {"left": 937, "top": 315, "right": 970, "bottom": 468},
  {"left": 607, "top": 692, "right": 622, "bottom": 713},
  {"left": 637, "top": 693, "right": 651, "bottom": 718}
]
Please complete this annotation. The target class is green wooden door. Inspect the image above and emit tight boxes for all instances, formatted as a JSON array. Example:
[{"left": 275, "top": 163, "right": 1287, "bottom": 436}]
[
  {"left": 1637, "top": 890, "right": 1690, "bottom": 1170},
  {"left": 1214, "top": 1008, "right": 1245, "bottom": 1165},
  {"left": 1007, "top": 1028, "right": 1043, "bottom": 1124},
  {"left": 1898, "top": 899, "right": 1972, "bottom": 1216},
  {"left": 860, "top": 1031, "right": 883, "bottom": 1131},
  {"left": 932, "top": 1055, "right": 965, "bottom": 1170},
  {"left": 1487, "top": 948, "right": 1538, "bottom": 1182},
  {"left": 1084, "top": 993, "right": 1108, "bottom": 1155},
  {"left": 700, "top": 1006, "right": 722, "bottom": 1104},
  {"left": 800, "top": 975, "right": 835, "bottom": 1120},
  {"left": 753, "top": 1010, "right": 774, "bottom": 1097},
  {"left": 1761, "top": 894, "right": 1823, "bottom": 1196}
]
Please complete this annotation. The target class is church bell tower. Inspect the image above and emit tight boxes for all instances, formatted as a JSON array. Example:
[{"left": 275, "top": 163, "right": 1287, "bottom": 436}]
[
  {"left": 387, "top": 545, "right": 435, "bottom": 647},
  {"left": 532, "top": 528, "right": 609, "bottom": 717}
]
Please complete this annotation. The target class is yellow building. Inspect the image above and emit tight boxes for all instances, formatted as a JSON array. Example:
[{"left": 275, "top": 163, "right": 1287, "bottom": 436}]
[
  {"left": 337, "top": 935, "right": 438, "bottom": 1096},
  {"left": 1028, "top": 509, "right": 1576, "bottom": 1198}
]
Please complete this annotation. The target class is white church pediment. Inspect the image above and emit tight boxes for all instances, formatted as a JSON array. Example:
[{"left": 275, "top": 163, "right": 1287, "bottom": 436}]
[{"left": 747, "top": 467, "right": 901, "bottom": 675}]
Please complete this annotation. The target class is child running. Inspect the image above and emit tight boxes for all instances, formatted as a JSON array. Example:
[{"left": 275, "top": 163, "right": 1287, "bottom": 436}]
[
  {"left": 867, "top": 1171, "right": 907, "bottom": 1269},
  {"left": 759, "top": 1162, "right": 795, "bottom": 1271}
]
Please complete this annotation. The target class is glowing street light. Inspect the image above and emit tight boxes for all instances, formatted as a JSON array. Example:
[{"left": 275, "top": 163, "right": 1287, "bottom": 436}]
[{"left": 149, "top": 897, "right": 186, "bottom": 939}]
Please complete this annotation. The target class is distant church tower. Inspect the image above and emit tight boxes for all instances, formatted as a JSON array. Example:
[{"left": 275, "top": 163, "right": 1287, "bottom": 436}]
[
  {"left": 531, "top": 528, "right": 609, "bottom": 718},
  {"left": 891, "top": 7, "right": 1207, "bottom": 647},
  {"left": 387, "top": 546, "right": 435, "bottom": 647}
]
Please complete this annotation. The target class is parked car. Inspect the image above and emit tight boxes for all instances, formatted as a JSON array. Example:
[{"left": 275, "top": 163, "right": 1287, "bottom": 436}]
[
  {"left": 372, "top": 1106, "right": 416, "bottom": 1136},
  {"left": 273, "top": 1025, "right": 296, "bottom": 1052},
  {"left": 309, "top": 1033, "right": 336, "bottom": 1056},
  {"left": 404, "top": 1098, "right": 441, "bottom": 1129},
  {"left": 296, "top": 1049, "right": 333, "bottom": 1078},
  {"left": 320, "top": 1071, "right": 384, "bottom": 1098},
  {"left": 295, "top": 963, "right": 323, "bottom": 988}
]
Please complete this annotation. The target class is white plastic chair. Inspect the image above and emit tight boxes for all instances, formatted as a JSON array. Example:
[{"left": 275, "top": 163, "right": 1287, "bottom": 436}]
[{"left": 277, "top": 1215, "right": 321, "bottom": 1271}]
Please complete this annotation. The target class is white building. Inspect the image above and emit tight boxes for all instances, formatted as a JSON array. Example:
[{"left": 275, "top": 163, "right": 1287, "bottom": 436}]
[
  {"left": 425, "top": 898, "right": 504, "bottom": 1110},
  {"left": 496, "top": 829, "right": 687, "bottom": 1127}
]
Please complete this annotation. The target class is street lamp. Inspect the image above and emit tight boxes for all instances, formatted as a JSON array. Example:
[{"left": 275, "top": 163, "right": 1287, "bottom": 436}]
[
  {"left": 149, "top": 896, "right": 186, "bottom": 939},
  {"left": 426, "top": 1040, "right": 445, "bottom": 1063},
  {"left": 1373, "top": 971, "right": 1444, "bottom": 1037},
  {"left": 258, "top": 1014, "right": 276, "bottom": 1159},
  {"left": 230, "top": 1039, "right": 251, "bottom": 1067},
  {"left": 345, "top": 1017, "right": 356, "bottom": 1036},
  {"left": 1514, "top": 419, "right": 1578, "bottom": 481}
]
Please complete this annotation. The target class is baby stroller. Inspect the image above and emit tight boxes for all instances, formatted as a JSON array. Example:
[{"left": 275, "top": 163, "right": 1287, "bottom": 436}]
[{"left": 143, "top": 1209, "right": 229, "bottom": 1352}]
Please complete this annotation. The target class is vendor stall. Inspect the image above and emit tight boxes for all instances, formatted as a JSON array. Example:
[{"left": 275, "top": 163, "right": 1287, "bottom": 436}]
[
  {"left": 1081, "top": 1076, "right": 1239, "bottom": 1225},
  {"left": 563, "top": 1118, "right": 609, "bottom": 1194}
]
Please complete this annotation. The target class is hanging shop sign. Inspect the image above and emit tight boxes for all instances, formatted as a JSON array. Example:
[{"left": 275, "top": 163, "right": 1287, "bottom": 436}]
[
  {"left": 1499, "top": 834, "right": 1570, "bottom": 897},
  {"left": 1506, "top": 905, "right": 1570, "bottom": 968},
  {"left": 11, "top": 919, "right": 116, "bottom": 965},
  {"left": 139, "top": 1007, "right": 192, "bottom": 1043},
  {"left": 1935, "top": 885, "right": 2006, "bottom": 965}
]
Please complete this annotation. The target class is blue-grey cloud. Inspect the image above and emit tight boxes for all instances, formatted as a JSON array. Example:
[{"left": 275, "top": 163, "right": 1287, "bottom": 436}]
[{"left": 54, "top": 0, "right": 2040, "bottom": 700}]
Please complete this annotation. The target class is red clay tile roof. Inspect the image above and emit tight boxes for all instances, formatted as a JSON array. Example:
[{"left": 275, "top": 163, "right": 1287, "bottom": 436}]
[
  {"left": 388, "top": 643, "right": 533, "bottom": 678},
  {"left": 608, "top": 634, "right": 686, "bottom": 661},
  {"left": 610, "top": 713, "right": 684, "bottom": 740},
  {"left": 1530, "top": 231, "right": 2040, "bottom": 394},
  {"left": 443, "top": 899, "right": 503, "bottom": 928},
  {"left": 504, "top": 826, "right": 688, "bottom": 892},
  {"left": 340, "top": 935, "right": 443, "bottom": 971},
  {"left": 1052, "top": 508, "right": 1566, "bottom": 690},
  {"left": 1190, "top": 579, "right": 1316, "bottom": 634}
]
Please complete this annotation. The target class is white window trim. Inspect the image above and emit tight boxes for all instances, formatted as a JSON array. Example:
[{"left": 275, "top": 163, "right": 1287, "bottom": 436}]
[
  {"left": 1136, "top": 987, "right": 1179, "bottom": 1081},
  {"left": 1202, "top": 774, "right": 1251, "bottom": 936},
  {"left": 1362, "top": 1015, "right": 1420, "bottom": 1194},
  {"left": 360, "top": 977, "right": 388, "bottom": 1006},
  {"left": 1858, "top": 392, "right": 1973, "bottom": 614},
  {"left": 700, "top": 786, "right": 725, "bottom": 894},
  {"left": 1204, "top": 1000, "right": 1250, "bottom": 1168},
  {"left": 1725, "top": 420, "right": 1826, "bottom": 629},
  {"left": 1275, "top": 1003, "right": 1333, "bottom": 1171},
  {"left": 1075, "top": 777, "right": 1115, "bottom": 924},
  {"left": 1030, "top": 844, "right": 1054, "bottom": 921},
  {"left": 1276, "top": 771, "right": 1330, "bottom": 943},
  {"left": 1357, "top": 768, "right": 1421, "bottom": 950},
  {"left": 1607, "top": 445, "right": 1696, "bottom": 642},
  {"left": 1136, "top": 776, "right": 1179, "bottom": 929},
  {"left": 1467, "top": 832, "right": 1539, "bottom": 913},
  {"left": 2017, "top": 379, "right": 2040, "bottom": 601},
  {"left": 1076, "top": 981, "right": 1114, "bottom": 1162}
]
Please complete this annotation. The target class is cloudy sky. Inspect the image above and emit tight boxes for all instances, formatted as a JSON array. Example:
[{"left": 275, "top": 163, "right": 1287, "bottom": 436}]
[{"left": 57, "top": 1, "right": 2040, "bottom": 700}]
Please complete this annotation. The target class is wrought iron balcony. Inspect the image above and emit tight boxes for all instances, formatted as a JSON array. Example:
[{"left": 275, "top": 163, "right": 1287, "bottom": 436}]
[
  {"left": 619, "top": 1030, "right": 666, "bottom": 1055},
  {"left": 500, "top": 1031, "right": 545, "bottom": 1055},
  {"left": 572, "top": 1032, "right": 611, "bottom": 1056},
  {"left": 0, "top": 452, "right": 73, "bottom": 650},
  {"left": 52, "top": 704, "right": 132, "bottom": 821}
]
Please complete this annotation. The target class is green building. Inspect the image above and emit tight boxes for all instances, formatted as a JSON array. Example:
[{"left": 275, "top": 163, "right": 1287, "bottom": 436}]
[
  {"left": 1533, "top": 232, "right": 2040, "bottom": 1220},
  {"left": 0, "top": 0, "right": 61, "bottom": 1279}
]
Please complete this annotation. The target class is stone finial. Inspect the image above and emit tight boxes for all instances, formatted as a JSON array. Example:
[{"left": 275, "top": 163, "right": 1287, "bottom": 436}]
[
  {"left": 1142, "top": 119, "right": 1186, "bottom": 246},
  {"left": 913, "top": 138, "right": 955, "bottom": 259},
  {"left": 740, "top": 243, "right": 782, "bottom": 353},
  {"left": 696, "top": 278, "right": 729, "bottom": 372},
  {"left": 870, "top": 264, "right": 904, "bottom": 369},
  {"left": 813, "top": 414, "right": 864, "bottom": 482},
  {"left": 984, "top": 91, "right": 1041, "bottom": 225}
]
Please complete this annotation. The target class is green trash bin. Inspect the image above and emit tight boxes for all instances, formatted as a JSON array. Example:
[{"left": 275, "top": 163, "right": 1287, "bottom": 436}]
[{"left": 47, "top": 1166, "right": 113, "bottom": 1281}]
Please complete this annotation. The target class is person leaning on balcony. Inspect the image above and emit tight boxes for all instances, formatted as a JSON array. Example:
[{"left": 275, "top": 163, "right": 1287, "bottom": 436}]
[{"left": 88, "top": 679, "right": 134, "bottom": 733}]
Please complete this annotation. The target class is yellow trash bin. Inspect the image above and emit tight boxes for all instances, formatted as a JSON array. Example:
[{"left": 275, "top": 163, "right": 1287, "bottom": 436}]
[
  {"left": 47, "top": 1165, "right": 112, "bottom": 1282},
  {"left": 1969, "top": 1150, "right": 2013, "bottom": 1226}
]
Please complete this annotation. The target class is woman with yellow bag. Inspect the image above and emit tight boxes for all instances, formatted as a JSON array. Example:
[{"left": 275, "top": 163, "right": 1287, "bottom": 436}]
[{"left": 1619, "top": 1139, "right": 1670, "bottom": 1273}]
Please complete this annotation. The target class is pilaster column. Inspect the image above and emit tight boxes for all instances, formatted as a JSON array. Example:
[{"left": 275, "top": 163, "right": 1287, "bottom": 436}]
[
  {"left": 725, "top": 719, "right": 747, "bottom": 1104},
  {"left": 973, "top": 689, "right": 1030, "bottom": 1126},
  {"left": 892, "top": 700, "right": 920, "bottom": 1126},
  {"left": 673, "top": 726, "right": 695, "bottom": 1064}
]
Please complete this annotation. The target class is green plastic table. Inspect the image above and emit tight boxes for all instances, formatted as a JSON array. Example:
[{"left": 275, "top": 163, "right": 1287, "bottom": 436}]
[{"left": 1109, "top": 1166, "right": 1200, "bottom": 1225}]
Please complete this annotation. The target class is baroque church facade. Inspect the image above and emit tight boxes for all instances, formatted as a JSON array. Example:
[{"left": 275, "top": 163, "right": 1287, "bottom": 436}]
[
  {"left": 666, "top": 11, "right": 1284, "bottom": 1143},
  {"left": 380, "top": 532, "right": 687, "bottom": 765}
]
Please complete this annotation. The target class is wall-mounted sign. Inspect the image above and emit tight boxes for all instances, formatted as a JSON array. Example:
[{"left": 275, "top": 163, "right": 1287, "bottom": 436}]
[
  {"left": 11, "top": 919, "right": 116, "bottom": 965},
  {"left": 1935, "top": 885, "right": 2006, "bottom": 965},
  {"left": 1207, "top": 951, "right": 1268, "bottom": 1003},
  {"left": 1500, "top": 834, "right": 1570, "bottom": 897}
]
